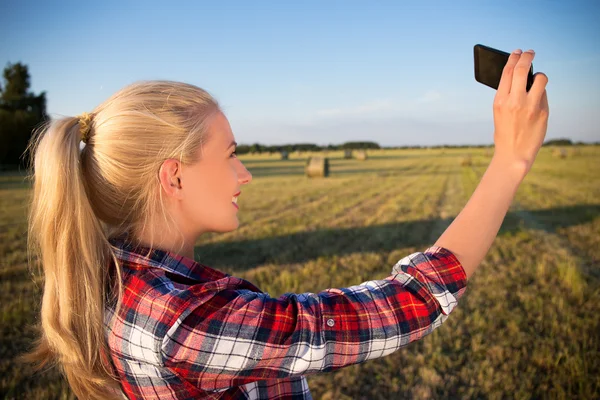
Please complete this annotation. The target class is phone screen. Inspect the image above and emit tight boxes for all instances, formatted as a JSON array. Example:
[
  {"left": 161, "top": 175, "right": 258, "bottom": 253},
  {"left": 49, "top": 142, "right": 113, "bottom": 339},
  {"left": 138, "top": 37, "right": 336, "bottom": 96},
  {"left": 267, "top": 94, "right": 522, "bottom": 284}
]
[{"left": 474, "top": 44, "right": 533, "bottom": 91}]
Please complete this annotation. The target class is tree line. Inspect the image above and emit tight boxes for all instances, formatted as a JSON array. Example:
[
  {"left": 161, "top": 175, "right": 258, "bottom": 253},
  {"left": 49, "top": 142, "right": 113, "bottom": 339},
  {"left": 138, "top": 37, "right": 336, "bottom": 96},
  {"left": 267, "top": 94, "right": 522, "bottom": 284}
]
[
  {"left": 235, "top": 139, "right": 594, "bottom": 155},
  {"left": 237, "top": 141, "right": 381, "bottom": 155}
]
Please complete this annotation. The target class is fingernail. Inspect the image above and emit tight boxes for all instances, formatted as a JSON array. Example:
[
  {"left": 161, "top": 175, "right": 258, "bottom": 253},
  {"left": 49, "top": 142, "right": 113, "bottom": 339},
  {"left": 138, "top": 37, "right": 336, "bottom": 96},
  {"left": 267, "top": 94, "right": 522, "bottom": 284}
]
[
  {"left": 526, "top": 49, "right": 535, "bottom": 54},
  {"left": 513, "top": 49, "right": 522, "bottom": 54}
]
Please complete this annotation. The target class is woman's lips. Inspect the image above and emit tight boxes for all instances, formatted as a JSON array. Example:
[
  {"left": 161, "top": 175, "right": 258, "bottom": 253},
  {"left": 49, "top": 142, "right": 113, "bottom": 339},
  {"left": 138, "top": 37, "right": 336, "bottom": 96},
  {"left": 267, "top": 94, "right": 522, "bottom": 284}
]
[{"left": 232, "top": 191, "right": 241, "bottom": 209}]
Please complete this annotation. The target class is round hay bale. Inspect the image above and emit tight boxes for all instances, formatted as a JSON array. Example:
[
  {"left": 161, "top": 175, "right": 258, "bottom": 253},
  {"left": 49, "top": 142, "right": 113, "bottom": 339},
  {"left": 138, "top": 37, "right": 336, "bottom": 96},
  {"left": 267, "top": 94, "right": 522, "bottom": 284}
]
[
  {"left": 305, "top": 157, "right": 329, "bottom": 178},
  {"left": 355, "top": 150, "right": 368, "bottom": 161},
  {"left": 344, "top": 149, "right": 353, "bottom": 159},
  {"left": 569, "top": 147, "right": 582, "bottom": 157},
  {"left": 460, "top": 155, "right": 473, "bottom": 166},
  {"left": 280, "top": 151, "right": 289, "bottom": 160},
  {"left": 552, "top": 148, "right": 567, "bottom": 159}
]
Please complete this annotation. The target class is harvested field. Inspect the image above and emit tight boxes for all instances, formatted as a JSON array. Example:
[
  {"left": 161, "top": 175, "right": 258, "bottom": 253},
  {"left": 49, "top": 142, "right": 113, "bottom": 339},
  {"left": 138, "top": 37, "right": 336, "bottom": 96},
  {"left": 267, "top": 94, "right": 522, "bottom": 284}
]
[{"left": 1, "top": 146, "right": 599, "bottom": 399}]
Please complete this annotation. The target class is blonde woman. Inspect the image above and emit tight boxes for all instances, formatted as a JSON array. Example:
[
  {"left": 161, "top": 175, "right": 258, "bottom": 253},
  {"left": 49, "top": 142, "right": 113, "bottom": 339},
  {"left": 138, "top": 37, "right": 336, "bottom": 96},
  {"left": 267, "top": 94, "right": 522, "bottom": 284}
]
[{"left": 22, "top": 49, "right": 547, "bottom": 399}]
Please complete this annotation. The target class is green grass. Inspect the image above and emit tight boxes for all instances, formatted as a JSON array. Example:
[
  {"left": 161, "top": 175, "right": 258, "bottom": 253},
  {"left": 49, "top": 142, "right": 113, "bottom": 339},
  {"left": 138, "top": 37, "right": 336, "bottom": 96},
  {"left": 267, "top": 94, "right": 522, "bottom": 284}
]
[{"left": 1, "top": 147, "right": 599, "bottom": 399}]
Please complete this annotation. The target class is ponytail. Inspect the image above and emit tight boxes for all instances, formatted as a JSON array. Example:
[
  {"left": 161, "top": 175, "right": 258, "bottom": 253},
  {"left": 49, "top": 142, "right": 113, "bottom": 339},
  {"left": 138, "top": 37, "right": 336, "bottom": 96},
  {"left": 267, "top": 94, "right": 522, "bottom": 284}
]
[{"left": 20, "top": 116, "right": 124, "bottom": 399}]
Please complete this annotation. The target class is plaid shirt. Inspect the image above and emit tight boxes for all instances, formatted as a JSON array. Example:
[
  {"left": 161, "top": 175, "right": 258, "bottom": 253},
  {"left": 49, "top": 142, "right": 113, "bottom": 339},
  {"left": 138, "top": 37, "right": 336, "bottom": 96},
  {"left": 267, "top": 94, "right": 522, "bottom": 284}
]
[{"left": 104, "top": 235, "right": 467, "bottom": 399}]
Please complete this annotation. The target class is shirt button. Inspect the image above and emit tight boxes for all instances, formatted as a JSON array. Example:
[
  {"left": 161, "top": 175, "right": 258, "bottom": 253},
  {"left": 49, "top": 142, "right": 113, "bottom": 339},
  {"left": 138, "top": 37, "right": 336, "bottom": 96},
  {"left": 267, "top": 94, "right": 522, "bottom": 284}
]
[{"left": 326, "top": 318, "right": 335, "bottom": 327}]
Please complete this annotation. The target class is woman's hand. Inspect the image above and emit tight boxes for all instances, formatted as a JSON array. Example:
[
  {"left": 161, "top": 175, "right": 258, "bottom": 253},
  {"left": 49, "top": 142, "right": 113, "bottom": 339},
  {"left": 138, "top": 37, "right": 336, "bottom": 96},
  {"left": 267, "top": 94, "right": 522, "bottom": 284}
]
[{"left": 492, "top": 49, "right": 549, "bottom": 176}]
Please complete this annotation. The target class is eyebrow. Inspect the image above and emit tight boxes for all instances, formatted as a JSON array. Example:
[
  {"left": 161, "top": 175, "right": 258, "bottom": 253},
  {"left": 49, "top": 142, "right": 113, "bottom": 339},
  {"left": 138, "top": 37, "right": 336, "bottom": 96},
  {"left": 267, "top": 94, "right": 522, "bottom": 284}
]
[{"left": 227, "top": 141, "right": 237, "bottom": 150}]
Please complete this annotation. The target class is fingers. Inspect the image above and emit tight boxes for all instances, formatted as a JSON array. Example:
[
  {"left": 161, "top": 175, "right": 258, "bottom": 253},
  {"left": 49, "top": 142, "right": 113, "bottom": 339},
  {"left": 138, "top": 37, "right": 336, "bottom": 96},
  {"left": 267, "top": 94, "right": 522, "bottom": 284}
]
[
  {"left": 512, "top": 50, "right": 536, "bottom": 96},
  {"left": 541, "top": 89, "right": 549, "bottom": 116},
  {"left": 497, "top": 49, "right": 523, "bottom": 97},
  {"left": 528, "top": 72, "right": 549, "bottom": 105}
]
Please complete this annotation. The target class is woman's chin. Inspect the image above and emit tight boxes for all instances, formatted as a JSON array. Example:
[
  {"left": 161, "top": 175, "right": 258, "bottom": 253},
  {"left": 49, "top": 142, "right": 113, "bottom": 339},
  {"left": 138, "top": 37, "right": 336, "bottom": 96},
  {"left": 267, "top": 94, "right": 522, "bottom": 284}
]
[{"left": 220, "top": 218, "right": 240, "bottom": 233}]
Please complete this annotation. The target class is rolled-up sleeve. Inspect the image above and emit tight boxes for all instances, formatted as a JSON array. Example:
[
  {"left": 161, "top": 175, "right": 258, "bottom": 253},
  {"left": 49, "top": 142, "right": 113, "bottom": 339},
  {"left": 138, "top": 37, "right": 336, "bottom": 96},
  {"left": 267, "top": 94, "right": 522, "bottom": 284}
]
[{"left": 161, "top": 246, "right": 467, "bottom": 391}]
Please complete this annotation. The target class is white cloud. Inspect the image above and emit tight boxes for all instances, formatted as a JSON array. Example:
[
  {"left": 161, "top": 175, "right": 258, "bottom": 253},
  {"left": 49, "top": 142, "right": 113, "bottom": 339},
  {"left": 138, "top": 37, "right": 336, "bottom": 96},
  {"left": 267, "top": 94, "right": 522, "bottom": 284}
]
[
  {"left": 316, "top": 99, "right": 398, "bottom": 117},
  {"left": 416, "top": 90, "right": 442, "bottom": 103},
  {"left": 314, "top": 91, "right": 443, "bottom": 120}
]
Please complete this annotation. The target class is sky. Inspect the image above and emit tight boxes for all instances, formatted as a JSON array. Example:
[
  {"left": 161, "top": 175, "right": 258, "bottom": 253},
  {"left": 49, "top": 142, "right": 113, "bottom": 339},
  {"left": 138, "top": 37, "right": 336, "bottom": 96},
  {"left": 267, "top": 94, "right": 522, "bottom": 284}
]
[{"left": 1, "top": 0, "right": 599, "bottom": 146}]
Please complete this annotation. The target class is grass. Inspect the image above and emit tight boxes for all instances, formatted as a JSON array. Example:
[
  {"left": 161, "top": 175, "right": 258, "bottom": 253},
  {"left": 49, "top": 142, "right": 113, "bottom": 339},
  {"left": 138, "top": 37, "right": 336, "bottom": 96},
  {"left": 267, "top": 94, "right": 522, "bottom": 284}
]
[{"left": 1, "top": 146, "right": 599, "bottom": 399}]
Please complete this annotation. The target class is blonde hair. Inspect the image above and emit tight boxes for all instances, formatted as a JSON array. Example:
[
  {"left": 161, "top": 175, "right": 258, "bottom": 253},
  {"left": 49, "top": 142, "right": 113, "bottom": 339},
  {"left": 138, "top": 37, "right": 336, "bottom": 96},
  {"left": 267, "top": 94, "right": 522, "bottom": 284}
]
[{"left": 20, "top": 81, "right": 221, "bottom": 399}]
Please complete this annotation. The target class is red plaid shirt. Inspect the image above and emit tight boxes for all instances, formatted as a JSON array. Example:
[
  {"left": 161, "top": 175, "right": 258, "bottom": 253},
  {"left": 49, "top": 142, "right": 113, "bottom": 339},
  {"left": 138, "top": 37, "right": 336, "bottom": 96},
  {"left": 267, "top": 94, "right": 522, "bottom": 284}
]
[{"left": 104, "top": 235, "right": 467, "bottom": 399}]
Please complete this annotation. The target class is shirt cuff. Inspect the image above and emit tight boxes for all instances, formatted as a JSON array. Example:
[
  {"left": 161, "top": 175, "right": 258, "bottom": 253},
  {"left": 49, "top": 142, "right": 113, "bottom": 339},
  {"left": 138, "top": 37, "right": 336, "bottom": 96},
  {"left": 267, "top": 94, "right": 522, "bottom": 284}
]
[{"left": 392, "top": 246, "right": 468, "bottom": 315}]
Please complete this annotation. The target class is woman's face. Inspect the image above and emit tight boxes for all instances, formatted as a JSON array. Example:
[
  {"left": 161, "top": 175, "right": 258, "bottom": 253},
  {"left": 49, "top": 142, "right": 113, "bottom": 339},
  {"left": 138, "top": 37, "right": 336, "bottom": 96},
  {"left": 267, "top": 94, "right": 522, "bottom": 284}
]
[{"left": 177, "top": 112, "right": 252, "bottom": 236}]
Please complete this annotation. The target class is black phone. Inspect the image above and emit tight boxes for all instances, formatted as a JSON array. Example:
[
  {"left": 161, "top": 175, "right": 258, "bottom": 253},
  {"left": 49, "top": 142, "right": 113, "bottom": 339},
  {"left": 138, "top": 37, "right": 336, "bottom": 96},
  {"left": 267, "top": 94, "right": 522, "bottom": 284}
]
[{"left": 474, "top": 44, "right": 534, "bottom": 91}]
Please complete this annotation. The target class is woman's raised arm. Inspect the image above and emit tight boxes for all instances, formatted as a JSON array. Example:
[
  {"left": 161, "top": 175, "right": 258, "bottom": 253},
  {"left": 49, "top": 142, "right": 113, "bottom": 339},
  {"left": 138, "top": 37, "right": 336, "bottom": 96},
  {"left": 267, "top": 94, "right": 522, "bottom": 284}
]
[{"left": 435, "top": 49, "right": 549, "bottom": 279}]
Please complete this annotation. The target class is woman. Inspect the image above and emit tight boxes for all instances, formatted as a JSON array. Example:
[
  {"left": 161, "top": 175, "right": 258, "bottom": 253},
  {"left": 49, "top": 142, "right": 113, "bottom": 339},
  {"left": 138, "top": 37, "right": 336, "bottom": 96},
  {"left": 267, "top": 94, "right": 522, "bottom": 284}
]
[{"left": 22, "top": 49, "right": 548, "bottom": 399}]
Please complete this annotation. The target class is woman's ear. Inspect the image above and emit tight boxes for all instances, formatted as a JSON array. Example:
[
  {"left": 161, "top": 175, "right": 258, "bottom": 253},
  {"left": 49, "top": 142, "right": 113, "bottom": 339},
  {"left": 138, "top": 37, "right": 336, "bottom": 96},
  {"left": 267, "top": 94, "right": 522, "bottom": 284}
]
[{"left": 159, "top": 159, "right": 183, "bottom": 198}]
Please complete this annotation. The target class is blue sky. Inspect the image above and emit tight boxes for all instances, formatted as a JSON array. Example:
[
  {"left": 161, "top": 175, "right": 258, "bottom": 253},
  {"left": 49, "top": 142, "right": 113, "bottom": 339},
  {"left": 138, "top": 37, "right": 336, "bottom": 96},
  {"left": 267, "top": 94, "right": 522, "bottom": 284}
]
[{"left": 1, "top": 0, "right": 599, "bottom": 146}]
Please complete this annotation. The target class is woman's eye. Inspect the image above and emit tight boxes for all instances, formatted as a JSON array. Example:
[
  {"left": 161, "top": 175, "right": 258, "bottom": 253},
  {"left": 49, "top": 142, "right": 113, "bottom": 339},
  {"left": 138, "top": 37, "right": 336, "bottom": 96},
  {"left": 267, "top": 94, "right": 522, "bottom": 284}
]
[{"left": 230, "top": 151, "right": 237, "bottom": 158}]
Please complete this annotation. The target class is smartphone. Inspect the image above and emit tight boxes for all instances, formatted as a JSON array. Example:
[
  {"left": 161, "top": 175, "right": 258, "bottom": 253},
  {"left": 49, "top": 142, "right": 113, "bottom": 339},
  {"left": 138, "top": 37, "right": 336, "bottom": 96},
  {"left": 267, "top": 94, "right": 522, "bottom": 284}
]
[{"left": 474, "top": 44, "right": 534, "bottom": 91}]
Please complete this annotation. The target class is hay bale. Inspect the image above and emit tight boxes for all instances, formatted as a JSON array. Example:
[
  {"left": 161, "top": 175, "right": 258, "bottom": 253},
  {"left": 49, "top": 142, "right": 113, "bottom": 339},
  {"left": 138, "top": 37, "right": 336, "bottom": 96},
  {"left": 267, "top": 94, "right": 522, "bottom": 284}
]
[
  {"left": 344, "top": 149, "right": 353, "bottom": 159},
  {"left": 553, "top": 148, "right": 567, "bottom": 159},
  {"left": 280, "top": 151, "right": 289, "bottom": 160},
  {"left": 305, "top": 157, "right": 329, "bottom": 178},
  {"left": 355, "top": 150, "right": 368, "bottom": 161},
  {"left": 569, "top": 147, "right": 582, "bottom": 157},
  {"left": 460, "top": 155, "right": 473, "bottom": 166}
]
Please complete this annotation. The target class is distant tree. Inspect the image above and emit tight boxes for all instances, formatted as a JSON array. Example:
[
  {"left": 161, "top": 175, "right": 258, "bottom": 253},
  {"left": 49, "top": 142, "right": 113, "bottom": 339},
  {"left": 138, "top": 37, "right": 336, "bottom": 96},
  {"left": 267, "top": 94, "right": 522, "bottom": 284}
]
[
  {"left": 2, "top": 62, "right": 31, "bottom": 102},
  {"left": 0, "top": 62, "right": 48, "bottom": 169},
  {"left": 249, "top": 143, "right": 258, "bottom": 153},
  {"left": 236, "top": 144, "right": 251, "bottom": 155},
  {"left": 543, "top": 138, "right": 573, "bottom": 146},
  {"left": 341, "top": 141, "right": 380, "bottom": 150}
]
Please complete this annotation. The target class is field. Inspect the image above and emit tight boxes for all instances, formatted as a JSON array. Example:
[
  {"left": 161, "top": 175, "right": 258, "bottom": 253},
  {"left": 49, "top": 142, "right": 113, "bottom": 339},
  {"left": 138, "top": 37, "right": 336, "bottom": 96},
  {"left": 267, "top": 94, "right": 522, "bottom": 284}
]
[{"left": 1, "top": 146, "right": 599, "bottom": 399}]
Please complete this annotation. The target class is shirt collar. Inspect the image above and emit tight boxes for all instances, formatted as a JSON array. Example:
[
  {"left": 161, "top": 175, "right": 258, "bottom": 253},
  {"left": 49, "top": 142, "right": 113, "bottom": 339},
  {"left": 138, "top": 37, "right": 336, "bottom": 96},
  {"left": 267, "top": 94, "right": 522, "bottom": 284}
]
[{"left": 108, "top": 233, "right": 227, "bottom": 282}]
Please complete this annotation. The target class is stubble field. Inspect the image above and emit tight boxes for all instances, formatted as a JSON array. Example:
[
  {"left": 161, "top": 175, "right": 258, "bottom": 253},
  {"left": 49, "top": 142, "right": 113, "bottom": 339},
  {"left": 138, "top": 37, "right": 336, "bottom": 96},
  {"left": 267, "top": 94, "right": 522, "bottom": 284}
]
[{"left": 1, "top": 146, "right": 599, "bottom": 399}]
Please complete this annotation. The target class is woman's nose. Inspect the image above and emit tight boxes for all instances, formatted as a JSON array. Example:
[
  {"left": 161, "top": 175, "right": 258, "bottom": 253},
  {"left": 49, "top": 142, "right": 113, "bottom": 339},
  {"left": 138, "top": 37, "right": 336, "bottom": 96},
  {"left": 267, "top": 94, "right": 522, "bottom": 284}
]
[{"left": 238, "top": 164, "right": 252, "bottom": 185}]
